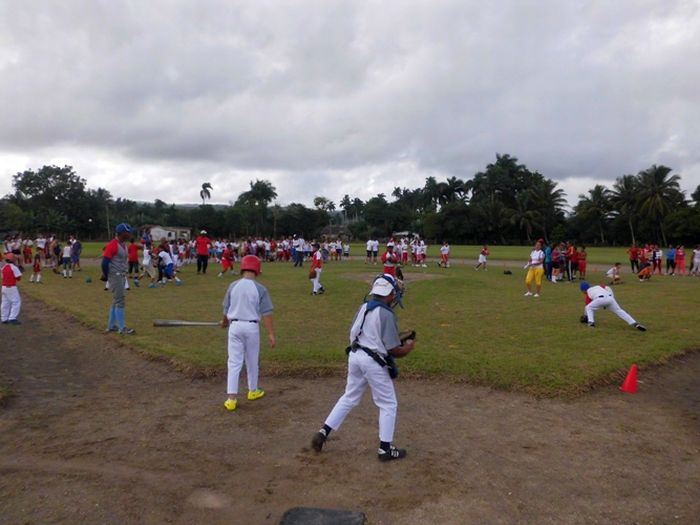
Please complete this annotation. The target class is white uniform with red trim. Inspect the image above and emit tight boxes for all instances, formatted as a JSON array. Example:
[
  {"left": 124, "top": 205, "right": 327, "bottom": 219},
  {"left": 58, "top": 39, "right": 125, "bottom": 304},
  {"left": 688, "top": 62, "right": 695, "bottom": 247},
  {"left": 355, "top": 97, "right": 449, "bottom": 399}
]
[
  {"left": 1, "top": 263, "right": 23, "bottom": 322},
  {"left": 584, "top": 285, "right": 636, "bottom": 326}
]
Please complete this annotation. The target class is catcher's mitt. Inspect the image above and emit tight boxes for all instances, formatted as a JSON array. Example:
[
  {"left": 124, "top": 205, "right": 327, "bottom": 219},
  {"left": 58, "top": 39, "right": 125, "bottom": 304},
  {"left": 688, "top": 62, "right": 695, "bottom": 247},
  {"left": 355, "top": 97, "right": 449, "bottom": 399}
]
[
  {"left": 579, "top": 315, "right": 588, "bottom": 324},
  {"left": 399, "top": 330, "right": 416, "bottom": 343}
]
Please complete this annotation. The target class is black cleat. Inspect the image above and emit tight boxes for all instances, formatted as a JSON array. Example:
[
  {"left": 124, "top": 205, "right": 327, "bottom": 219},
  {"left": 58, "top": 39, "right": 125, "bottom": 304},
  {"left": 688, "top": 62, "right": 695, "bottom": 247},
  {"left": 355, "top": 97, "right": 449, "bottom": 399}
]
[
  {"left": 378, "top": 445, "right": 407, "bottom": 462},
  {"left": 311, "top": 431, "right": 327, "bottom": 452},
  {"left": 588, "top": 323, "right": 596, "bottom": 328},
  {"left": 634, "top": 323, "right": 647, "bottom": 332}
]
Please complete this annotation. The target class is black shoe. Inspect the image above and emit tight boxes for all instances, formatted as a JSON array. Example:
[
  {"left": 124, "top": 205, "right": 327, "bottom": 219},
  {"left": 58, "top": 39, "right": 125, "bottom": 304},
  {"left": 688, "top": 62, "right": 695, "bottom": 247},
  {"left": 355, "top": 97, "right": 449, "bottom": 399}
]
[
  {"left": 634, "top": 323, "right": 647, "bottom": 332},
  {"left": 311, "top": 431, "right": 326, "bottom": 452},
  {"left": 378, "top": 445, "right": 407, "bottom": 462},
  {"left": 8, "top": 319, "right": 21, "bottom": 325},
  {"left": 588, "top": 323, "right": 596, "bottom": 328}
]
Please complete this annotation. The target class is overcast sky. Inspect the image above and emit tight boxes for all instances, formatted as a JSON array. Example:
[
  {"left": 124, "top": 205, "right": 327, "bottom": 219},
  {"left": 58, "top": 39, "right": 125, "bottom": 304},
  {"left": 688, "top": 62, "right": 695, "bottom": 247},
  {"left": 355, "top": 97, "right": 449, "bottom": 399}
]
[{"left": 1, "top": 1, "right": 699, "bottom": 209}]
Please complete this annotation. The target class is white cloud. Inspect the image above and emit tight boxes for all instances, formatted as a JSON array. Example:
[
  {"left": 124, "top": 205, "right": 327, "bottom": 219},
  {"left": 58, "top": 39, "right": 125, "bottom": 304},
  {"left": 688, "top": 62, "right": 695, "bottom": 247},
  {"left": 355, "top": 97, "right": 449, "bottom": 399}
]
[{"left": 1, "top": 0, "right": 699, "bottom": 207}]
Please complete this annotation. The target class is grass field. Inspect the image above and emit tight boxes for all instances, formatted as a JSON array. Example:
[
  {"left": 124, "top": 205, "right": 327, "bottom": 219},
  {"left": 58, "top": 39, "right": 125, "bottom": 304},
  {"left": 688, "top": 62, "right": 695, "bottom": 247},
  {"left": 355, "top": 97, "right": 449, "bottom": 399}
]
[
  {"left": 76, "top": 241, "right": 635, "bottom": 265},
  {"left": 20, "top": 257, "right": 700, "bottom": 397}
]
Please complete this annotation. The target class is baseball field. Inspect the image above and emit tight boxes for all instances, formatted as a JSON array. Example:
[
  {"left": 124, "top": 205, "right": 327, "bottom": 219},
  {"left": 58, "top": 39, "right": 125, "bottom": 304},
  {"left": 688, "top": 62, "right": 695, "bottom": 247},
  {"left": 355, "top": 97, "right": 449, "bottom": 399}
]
[{"left": 18, "top": 250, "right": 700, "bottom": 397}]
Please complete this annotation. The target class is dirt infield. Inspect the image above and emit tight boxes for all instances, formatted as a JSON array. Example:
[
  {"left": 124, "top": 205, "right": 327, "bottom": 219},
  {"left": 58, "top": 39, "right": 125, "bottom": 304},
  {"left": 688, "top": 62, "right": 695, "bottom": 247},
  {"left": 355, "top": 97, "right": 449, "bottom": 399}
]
[{"left": 1, "top": 298, "right": 698, "bottom": 524}]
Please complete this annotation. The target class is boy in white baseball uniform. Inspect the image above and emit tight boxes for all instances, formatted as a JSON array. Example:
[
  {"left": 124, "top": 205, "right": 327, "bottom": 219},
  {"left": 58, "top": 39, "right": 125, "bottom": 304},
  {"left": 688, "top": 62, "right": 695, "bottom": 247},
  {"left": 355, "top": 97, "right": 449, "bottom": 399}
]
[
  {"left": 221, "top": 255, "right": 276, "bottom": 411},
  {"left": 311, "top": 274, "right": 416, "bottom": 461},
  {"left": 1, "top": 253, "right": 23, "bottom": 324},
  {"left": 579, "top": 281, "right": 646, "bottom": 331}
]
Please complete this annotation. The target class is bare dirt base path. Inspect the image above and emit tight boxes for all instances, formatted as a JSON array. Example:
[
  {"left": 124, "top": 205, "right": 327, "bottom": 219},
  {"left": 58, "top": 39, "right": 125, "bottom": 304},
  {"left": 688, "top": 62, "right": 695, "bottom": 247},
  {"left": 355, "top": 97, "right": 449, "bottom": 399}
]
[{"left": 1, "top": 298, "right": 699, "bottom": 525}]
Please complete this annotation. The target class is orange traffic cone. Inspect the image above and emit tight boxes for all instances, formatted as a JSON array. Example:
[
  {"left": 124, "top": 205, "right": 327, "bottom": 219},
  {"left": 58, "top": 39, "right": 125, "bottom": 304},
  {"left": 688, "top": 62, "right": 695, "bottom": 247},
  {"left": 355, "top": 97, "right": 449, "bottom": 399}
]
[{"left": 620, "top": 364, "right": 638, "bottom": 394}]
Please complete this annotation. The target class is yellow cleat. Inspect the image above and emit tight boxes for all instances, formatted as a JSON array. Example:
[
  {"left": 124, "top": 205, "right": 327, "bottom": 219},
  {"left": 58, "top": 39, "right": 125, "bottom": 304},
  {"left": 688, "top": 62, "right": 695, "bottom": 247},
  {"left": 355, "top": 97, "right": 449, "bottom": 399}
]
[
  {"left": 224, "top": 399, "right": 237, "bottom": 411},
  {"left": 247, "top": 389, "right": 265, "bottom": 401}
]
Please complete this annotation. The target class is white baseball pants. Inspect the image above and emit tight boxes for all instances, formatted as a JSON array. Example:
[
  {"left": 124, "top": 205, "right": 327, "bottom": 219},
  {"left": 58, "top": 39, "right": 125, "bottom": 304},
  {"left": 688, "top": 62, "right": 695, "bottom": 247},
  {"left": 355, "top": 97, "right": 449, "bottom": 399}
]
[
  {"left": 325, "top": 350, "right": 398, "bottom": 443},
  {"left": 585, "top": 295, "right": 636, "bottom": 325},
  {"left": 226, "top": 321, "right": 260, "bottom": 395},
  {"left": 1, "top": 286, "right": 21, "bottom": 321},
  {"left": 311, "top": 268, "right": 322, "bottom": 293}
]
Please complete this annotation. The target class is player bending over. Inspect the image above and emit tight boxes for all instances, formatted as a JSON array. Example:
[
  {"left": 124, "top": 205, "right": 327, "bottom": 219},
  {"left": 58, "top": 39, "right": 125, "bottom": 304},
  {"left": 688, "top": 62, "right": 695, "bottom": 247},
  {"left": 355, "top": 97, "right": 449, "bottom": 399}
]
[{"left": 579, "top": 281, "right": 646, "bottom": 331}]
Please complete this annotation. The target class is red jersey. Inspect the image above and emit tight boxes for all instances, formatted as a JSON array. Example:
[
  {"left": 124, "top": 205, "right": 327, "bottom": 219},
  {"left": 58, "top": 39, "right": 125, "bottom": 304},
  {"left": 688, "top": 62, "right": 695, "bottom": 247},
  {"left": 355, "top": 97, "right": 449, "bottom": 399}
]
[
  {"left": 103, "top": 239, "right": 120, "bottom": 259},
  {"left": 195, "top": 236, "right": 211, "bottom": 256},
  {"left": 222, "top": 248, "right": 234, "bottom": 262},
  {"left": 381, "top": 250, "right": 398, "bottom": 276},
  {"left": 311, "top": 251, "right": 323, "bottom": 270},
  {"left": 33, "top": 261, "right": 41, "bottom": 273},
  {"left": 627, "top": 247, "right": 639, "bottom": 260},
  {"left": 2, "top": 263, "right": 21, "bottom": 286},
  {"left": 127, "top": 243, "right": 142, "bottom": 262}
]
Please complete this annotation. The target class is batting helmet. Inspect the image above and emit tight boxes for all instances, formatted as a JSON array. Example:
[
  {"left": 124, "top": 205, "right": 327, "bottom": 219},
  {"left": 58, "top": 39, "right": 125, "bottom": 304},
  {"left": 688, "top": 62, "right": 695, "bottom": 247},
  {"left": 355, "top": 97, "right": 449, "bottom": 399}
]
[
  {"left": 240, "top": 255, "right": 261, "bottom": 275},
  {"left": 580, "top": 281, "right": 590, "bottom": 292},
  {"left": 3, "top": 252, "right": 16, "bottom": 263},
  {"left": 115, "top": 223, "right": 132, "bottom": 234}
]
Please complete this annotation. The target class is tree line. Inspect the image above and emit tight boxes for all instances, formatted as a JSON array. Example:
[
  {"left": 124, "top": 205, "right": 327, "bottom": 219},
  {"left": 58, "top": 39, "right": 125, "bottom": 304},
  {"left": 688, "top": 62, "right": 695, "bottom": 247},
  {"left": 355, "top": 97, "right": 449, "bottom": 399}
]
[{"left": 1, "top": 155, "right": 699, "bottom": 245}]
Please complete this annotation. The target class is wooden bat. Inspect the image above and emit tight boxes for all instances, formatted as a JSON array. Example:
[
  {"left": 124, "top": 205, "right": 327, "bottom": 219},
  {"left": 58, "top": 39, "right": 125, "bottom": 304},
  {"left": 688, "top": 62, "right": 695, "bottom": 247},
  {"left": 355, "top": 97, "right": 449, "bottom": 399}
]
[{"left": 153, "top": 319, "right": 220, "bottom": 327}]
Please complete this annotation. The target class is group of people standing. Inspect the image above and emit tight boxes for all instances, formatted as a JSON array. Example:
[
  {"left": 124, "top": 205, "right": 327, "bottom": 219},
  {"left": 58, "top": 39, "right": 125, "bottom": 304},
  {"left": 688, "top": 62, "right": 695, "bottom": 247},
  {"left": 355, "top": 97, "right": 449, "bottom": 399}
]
[{"left": 627, "top": 244, "right": 700, "bottom": 276}]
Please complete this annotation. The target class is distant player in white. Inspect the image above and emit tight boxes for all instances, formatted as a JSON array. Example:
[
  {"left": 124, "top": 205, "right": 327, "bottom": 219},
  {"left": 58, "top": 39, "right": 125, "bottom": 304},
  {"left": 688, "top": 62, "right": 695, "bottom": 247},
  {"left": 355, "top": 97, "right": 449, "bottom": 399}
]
[
  {"left": 579, "top": 281, "right": 646, "bottom": 331},
  {"left": 439, "top": 242, "right": 450, "bottom": 268},
  {"left": 221, "top": 255, "right": 276, "bottom": 411}
]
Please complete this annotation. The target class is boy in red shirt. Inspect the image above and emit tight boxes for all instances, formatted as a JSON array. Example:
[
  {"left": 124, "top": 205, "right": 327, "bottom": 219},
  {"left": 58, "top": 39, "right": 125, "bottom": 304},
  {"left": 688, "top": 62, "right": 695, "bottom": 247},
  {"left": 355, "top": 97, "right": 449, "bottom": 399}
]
[
  {"left": 218, "top": 243, "right": 235, "bottom": 277},
  {"left": 381, "top": 243, "right": 399, "bottom": 277},
  {"left": 127, "top": 239, "right": 142, "bottom": 280},
  {"left": 1, "top": 253, "right": 23, "bottom": 324},
  {"left": 309, "top": 243, "right": 324, "bottom": 295}
]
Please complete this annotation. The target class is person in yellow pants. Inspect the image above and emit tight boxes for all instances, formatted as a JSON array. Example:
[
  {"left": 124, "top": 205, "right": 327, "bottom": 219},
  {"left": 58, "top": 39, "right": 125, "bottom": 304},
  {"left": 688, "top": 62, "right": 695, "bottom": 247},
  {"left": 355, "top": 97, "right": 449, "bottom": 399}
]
[{"left": 524, "top": 240, "right": 545, "bottom": 298}]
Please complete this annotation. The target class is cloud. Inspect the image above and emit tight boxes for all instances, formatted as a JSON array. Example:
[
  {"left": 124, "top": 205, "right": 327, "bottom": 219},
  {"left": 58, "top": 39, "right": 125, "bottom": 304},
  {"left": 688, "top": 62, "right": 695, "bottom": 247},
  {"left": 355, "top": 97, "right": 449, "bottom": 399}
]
[{"left": 1, "top": 0, "right": 699, "bottom": 207}]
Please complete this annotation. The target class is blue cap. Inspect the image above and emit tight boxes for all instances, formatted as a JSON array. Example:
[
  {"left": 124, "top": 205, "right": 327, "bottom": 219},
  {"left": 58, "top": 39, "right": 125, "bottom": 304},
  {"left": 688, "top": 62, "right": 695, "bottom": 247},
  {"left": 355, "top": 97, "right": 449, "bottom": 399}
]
[
  {"left": 580, "top": 281, "right": 590, "bottom": 292},
  {"left": 115, "top": 223, "right": 132, "bottom": 234}
]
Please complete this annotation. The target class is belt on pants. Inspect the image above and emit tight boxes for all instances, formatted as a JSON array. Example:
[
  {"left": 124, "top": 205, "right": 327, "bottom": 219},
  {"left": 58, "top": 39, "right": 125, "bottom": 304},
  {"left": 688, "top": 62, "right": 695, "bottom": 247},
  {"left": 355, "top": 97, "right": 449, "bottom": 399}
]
[{"left": 231, "top": 319, "right": 258, "bottom": 323}]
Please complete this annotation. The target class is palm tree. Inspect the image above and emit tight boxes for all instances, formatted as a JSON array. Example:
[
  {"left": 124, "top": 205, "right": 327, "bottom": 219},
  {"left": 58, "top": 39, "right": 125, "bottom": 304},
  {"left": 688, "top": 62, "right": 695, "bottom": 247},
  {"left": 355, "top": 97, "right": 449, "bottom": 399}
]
[
  {"left": 200, "top": 182, "right": 213, "bottom": 205},
  {"left": 575, "top": 185, "right": 613, "bottom": 244},
  {"left": 635, "top": 165, "right": 683, "bottom": 245},
  {"left": 611, "top": 174, "right": 640, "bottom": 245},
  {"left": 507, "top": 192, "right": 542, "bottom": 243},
  {"left": 530, "top": 179, "right": 567, "bottom": 243}
]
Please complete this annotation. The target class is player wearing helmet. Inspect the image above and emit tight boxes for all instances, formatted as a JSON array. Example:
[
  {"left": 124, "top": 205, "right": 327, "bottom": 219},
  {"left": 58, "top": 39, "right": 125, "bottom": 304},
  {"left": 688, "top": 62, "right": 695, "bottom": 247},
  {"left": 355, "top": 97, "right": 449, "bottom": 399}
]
[
  {"left": 579, "top": 281, "right": 646, "bottom": 331},
  {"left": 221, "top": 255, "right": 276, "bottom": 411}
]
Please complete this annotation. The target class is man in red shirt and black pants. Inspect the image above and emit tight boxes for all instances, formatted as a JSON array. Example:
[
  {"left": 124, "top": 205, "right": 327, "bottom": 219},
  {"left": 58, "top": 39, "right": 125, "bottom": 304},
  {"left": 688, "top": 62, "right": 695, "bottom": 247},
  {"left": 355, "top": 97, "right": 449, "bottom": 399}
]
[{"left": 195, "top": 230, "right": 212, "bottom": 275}]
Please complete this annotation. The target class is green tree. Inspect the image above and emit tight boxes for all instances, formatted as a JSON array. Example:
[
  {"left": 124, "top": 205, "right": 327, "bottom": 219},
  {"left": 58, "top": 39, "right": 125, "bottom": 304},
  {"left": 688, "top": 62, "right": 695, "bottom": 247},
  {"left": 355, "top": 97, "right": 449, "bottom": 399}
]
[
  {"left": 611, "top": 174, "right": 640, "bottom": 245},
  {"left": 574, "top": 185, "right": 613, "bottom": 244},
  {"left": 635, "top": 165, "right": 683, "bottom": 245},
  {"left": 529, "top": 178, "right": 567, "bottom": 243},
  {"left": 200, "top": 182, "right": 213, "bottom": 205},
  {"left": 235, "top": 180, "right": 278, "bottom": 235}
]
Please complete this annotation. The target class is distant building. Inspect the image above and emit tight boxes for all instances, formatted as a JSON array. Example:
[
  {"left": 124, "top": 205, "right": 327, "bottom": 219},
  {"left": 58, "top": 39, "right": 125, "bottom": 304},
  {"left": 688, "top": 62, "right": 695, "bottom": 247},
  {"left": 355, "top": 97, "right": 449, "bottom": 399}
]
[{"left": 142, "top": 225, "right": 191, "bottom": 242}]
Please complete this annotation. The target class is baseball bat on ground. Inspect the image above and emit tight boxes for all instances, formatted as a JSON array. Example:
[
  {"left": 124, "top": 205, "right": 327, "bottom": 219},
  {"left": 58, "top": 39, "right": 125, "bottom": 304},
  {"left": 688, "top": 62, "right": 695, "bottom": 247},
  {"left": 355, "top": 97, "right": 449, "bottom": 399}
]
[{"left": 153, "top": 319, "right": 220, "bottom": 327}]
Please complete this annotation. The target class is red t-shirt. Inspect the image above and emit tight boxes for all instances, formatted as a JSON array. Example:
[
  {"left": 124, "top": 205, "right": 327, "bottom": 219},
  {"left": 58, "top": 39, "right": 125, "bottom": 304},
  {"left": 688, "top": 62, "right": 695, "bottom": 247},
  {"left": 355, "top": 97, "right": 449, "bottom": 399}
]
[
  {"left": 311, "top": 251, "right": 323, "bottom": 270},
  {"left": 127, "top": 243, "right": 142, "bottom": 262},
  {"left": 628, "top": 247, "right": 639, "bottom": 260},
  {"left": 195, "top": 236, "right": 211, "bottom": 256},
  {"left": 2, "top": 264, "right": 21, "bottom": 286},
  {"left": 103, "top": 239, "right": 120, "bottom": 259}
]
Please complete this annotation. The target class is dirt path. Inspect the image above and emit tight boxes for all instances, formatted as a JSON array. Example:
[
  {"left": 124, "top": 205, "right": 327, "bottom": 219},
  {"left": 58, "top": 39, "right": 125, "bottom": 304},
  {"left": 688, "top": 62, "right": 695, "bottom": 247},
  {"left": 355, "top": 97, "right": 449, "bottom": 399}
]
[{"left": 1, "top": 298, "right": 698, "bottom": 524}]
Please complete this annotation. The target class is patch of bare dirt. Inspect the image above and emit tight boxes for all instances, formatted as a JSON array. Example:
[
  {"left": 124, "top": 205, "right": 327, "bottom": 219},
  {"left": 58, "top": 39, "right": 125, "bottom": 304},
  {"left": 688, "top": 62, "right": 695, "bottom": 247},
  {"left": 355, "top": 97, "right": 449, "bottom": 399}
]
[{"left": 0, "top": 297, "right": 698, "bottom": 524}]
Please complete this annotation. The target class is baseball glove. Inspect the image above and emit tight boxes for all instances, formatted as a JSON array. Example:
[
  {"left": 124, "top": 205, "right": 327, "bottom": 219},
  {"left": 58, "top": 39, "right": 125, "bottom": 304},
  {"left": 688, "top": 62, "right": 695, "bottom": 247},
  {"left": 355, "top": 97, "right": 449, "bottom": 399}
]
[
  {"left": 399, "top": 330, "right": 416, "bottom": 343},
  {"left": 579, "top": 315, "right": 588, "bottom": 324}
]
